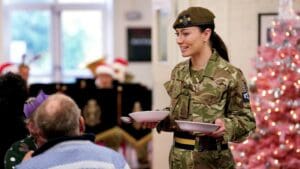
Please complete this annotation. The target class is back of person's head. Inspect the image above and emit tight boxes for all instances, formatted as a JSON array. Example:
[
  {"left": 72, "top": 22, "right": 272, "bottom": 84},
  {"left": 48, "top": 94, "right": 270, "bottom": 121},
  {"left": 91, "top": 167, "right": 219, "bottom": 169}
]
[
  {"left": 173, "top": 6, "right": 229, "bottom": 62},
  {"left": 33, "top": 93, "right": 81, "bottom": 139},
  {"left": 0, "top": 72, "right": 28, "bottom": 118}
]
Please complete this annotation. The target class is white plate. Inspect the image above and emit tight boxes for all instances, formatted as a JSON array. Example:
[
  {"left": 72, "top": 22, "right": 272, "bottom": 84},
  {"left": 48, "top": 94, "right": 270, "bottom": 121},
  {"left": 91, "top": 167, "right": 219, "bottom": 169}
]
[
  {"left": 175, "top": 120, "right": 220, "bottom": 133},
  {"left": 129, "top": 110, "right": 169, "bottom": 122},
  {"left": 120, "top": 116, "right": 132, "bottom": 123}
]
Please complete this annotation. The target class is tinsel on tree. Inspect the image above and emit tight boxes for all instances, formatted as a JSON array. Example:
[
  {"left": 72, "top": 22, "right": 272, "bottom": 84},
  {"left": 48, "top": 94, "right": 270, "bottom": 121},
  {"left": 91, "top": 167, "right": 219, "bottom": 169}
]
[{"left": 231, "top": 0, "right": 300, "bottom": 168}]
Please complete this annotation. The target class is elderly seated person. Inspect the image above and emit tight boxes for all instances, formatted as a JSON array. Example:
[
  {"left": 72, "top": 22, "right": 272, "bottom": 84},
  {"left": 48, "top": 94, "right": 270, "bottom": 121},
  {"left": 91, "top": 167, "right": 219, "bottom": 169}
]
[{"left": 17, "top": 93, "right": 130, "bottom": 169}]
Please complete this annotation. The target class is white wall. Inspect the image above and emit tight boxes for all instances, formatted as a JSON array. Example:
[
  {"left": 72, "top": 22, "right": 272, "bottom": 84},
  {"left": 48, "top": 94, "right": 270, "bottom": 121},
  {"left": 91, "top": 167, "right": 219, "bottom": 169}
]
[
  {"left": 151, "top": 0, "right": 300, "bottom": 168},
  {"left": 190, "top": 0, "right": 300, "bottom": 79},
  {"left": 151, "top": 1, "right": 181, "bottom": 169},
  {"left": 113, "top": 0, "right": 153, "bottom": 88}
]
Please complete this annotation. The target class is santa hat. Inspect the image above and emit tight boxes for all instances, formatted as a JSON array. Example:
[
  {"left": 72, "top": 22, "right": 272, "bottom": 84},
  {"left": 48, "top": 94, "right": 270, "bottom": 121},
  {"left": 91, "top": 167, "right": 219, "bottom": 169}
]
[
  {"left": 95, "top": 64, "right": 115, "bottom": 77},
  {"left": 0, "top": 62, "right": 18, "bottom": 75},
  {"left": 113, "top": 57, "right": 128, "bottom": 72}
]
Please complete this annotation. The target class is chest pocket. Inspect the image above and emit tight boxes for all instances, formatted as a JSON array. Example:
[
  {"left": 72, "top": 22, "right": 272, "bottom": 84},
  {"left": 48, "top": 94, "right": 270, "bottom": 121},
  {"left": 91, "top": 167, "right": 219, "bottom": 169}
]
[
  {"left": 192, "top": 78, "right": 228, "bottom": 106},
  {"left": 164, "top": 80, "right": 190, "bottom": 119},
  {"left": 164, "top": 80, "right": 182, "bottom": 99}
]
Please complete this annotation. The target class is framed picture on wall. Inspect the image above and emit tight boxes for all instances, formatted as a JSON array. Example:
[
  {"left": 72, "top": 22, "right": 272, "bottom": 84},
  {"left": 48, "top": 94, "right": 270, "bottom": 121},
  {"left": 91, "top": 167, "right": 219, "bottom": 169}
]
[
  {"left": 258, "top": 13, "right": 277, "bottom": 46},
  {"left": 127, "top": 28, "right": 151, "bottom": 61}
]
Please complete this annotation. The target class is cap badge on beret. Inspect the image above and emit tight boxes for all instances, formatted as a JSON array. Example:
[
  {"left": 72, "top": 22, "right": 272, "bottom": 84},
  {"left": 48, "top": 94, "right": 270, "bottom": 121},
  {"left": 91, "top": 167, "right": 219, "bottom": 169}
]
[
  {"left": 173, "top": 7, "right": 215, "bottom": 29},
  {"left": 179, "top": 15, "right": 191, "bottom": 27}
]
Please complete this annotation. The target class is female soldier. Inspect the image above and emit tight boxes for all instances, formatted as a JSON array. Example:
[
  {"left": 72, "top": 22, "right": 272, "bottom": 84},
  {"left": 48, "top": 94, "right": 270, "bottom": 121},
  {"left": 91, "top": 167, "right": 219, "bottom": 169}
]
[{"left": 148, "top": 6, "right": 256, "bottom": 169}]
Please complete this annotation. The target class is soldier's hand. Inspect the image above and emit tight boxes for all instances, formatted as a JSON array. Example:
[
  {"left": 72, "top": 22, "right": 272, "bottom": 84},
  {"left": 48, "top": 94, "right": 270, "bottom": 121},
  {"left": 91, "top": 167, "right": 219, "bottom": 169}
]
[{"left": 208, "top": 118, "right": 225, "bottom": 138}]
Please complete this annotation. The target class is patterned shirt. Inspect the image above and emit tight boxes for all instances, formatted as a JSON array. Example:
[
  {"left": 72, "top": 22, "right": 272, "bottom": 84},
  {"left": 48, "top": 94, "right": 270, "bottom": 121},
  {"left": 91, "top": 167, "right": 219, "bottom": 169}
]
[{"left": 4, "top": 136, "right": 37, "bottom": 169}]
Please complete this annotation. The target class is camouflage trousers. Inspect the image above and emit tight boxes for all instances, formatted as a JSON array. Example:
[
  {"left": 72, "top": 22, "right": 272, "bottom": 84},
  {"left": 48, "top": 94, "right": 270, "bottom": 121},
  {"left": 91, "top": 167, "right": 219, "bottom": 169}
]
[{"left": 169, "top": 146, "right": 235, "bottom": 169}]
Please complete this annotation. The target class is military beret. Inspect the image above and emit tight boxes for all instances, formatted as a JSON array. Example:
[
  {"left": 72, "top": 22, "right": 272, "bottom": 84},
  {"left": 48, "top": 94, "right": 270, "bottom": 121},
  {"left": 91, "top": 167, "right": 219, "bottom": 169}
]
[{"left": 173, "top": 7, "right": 215, "bottom": 29}]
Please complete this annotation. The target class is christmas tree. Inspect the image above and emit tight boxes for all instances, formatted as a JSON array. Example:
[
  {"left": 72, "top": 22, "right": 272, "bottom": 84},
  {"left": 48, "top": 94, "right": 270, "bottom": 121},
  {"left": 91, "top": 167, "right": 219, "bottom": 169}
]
[{"left": 231, "top": 0, "right": 300, "bottom": 168}]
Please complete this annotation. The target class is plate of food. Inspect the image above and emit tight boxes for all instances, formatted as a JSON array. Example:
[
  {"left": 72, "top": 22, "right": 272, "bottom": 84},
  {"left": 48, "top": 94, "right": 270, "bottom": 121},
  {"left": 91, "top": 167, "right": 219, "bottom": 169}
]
[
  {"left": 175, "top": 120, "right": 220, "bottom": 133},
  {"left": 128, "top": 110, "right": 169, "bottom": 123}
]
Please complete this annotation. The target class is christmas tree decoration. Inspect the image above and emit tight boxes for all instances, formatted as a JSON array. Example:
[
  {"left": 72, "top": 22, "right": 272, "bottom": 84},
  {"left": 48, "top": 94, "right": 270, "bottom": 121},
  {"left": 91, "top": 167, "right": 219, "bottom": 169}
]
[{"left": 231, "top": 0, "right": 300, "bottom": 168}]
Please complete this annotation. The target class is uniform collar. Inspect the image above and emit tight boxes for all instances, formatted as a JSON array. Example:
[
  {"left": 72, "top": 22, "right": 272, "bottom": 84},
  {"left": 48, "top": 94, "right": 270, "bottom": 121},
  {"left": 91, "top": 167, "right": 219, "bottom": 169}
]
[
  {"left": 174, "top": 49, "right": 221, "bottom": 84},
  {"left": 181, "top": 49, "right": 220, "bottom": 79},
  {"left": 202, "top": 49, "right": 219, "bottom": 78}
]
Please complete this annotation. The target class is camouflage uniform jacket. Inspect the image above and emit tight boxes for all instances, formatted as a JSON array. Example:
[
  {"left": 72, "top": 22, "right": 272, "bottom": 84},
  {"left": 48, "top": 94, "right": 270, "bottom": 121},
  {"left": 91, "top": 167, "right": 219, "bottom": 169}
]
[
  {"left": 160, "top": 50, "right": 256, "bottom": 143},
  {"left": 4, "top": 136, "right": 37, "bottom": 169}
]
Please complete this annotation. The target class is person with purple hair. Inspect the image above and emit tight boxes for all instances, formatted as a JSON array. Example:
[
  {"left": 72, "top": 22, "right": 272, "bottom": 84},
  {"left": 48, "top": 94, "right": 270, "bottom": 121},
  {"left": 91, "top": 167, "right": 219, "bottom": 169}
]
[{"left": 4, "top": 91, "right": 48, "bottom": 169}]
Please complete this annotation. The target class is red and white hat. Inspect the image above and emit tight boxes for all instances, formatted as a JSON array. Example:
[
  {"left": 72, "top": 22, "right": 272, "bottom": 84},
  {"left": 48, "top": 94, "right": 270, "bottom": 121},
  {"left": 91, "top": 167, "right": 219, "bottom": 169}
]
[
  {"left": 0, "top": 62, "right": 18, "bottom": 75},
  {"left": 95, "top": 64, "right": 115, "bottom": 77},
  {"left": 113, "top": 57, "right": 128, "bottom": 72}
]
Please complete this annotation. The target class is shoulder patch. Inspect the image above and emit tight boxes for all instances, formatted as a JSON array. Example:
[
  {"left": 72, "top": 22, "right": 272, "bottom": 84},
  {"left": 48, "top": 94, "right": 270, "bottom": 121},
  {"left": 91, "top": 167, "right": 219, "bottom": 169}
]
[{"left": 242, "top": 82, "right": 249, "bottom": 102}]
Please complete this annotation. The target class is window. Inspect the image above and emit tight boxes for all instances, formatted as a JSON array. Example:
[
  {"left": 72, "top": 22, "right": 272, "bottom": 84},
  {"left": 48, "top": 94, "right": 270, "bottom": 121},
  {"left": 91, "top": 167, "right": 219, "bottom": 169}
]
[
  {"left": 3, "top": 0, "right": 111, "bottom": 83},
  {"left": 61, "top": 11, "right": 103, "bottom": 77},
  {"left": 9, "top": 10, "right": 51, "bottom": 79},
  {"left": 59, "top": 0, "right": 106, "bottom": 3},
  {"left": 4, "top": 0, "right": 52, "bottom": 3}
]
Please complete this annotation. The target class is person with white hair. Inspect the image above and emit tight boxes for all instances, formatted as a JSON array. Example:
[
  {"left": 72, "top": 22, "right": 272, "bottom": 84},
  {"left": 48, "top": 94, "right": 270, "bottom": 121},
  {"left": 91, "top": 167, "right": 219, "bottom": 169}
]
[{"left": 17, "top": 93, "right": 130, "bottom": 169}]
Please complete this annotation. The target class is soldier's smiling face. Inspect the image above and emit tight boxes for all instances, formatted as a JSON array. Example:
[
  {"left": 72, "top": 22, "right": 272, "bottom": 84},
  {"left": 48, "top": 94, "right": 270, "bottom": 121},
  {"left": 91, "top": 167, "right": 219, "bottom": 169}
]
[{"left": 175, "top": 26, "right": 211, "bottom": 58}]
